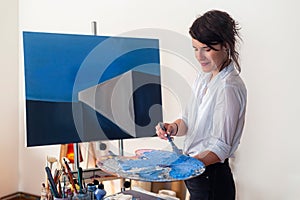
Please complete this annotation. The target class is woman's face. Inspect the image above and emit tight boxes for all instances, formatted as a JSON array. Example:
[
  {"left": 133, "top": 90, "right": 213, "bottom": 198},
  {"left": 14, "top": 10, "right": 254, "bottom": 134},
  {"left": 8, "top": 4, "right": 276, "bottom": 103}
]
[{"left": 192, "top": 39, "right": 228, "bottom": 76}]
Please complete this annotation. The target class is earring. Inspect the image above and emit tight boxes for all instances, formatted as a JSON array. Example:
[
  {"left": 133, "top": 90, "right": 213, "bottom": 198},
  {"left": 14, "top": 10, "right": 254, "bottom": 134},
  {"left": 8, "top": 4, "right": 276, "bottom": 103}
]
[{"left": 227, "top": 48, "right": 231, "bottom": 60}]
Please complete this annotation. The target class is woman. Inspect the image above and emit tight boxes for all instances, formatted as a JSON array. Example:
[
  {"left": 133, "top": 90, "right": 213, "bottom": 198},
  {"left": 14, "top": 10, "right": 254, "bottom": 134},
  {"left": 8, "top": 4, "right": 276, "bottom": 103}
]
[{"left": 156, "top": 10, "right": 247, "bottom": 200}]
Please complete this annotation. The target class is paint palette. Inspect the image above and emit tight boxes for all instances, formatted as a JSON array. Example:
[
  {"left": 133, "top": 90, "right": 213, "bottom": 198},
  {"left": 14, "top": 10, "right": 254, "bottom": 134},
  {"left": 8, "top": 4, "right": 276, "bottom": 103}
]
[{"left": 97, "top": 149, "right": 205, "bottom": 182}]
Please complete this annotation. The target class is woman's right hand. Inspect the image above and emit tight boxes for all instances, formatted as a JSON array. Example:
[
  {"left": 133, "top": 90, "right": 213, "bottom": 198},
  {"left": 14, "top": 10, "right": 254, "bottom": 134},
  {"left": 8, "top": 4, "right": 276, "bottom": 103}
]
[{"left": 155, "top": 122, "right": 178, "bottom": 140}]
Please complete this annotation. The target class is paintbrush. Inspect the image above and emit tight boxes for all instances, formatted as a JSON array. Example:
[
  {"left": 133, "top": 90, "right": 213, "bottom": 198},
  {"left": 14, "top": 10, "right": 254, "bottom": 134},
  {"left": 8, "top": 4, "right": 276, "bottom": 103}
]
[
  {"left": 159, "top": 122, "right": 181, "bottom": 155},
  {"left": 62, "top": 175, "right": 66, "bottom": 198},
  {"left": 78, "top": 167, "right": 84, "bottom": 193},
  {"left": 63, "top": 158, "right": 78, "bottom": 193},
  {"left": 45, "top": 166, "right": 60, "bottom": 198}
]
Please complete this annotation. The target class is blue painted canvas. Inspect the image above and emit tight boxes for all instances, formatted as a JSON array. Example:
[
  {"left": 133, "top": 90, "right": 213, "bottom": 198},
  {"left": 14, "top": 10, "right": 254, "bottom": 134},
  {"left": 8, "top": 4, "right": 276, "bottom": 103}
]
[{"left": 23, "top": 32, "right": 162, "bottom": 146}]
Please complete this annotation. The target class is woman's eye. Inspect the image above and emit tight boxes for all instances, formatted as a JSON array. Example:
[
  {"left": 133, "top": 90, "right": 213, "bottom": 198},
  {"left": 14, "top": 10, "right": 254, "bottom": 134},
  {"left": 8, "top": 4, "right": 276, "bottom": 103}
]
[
  {"left": 193, "top": 46, "right": 211, "bottom": 52},
  {"left": 204, "top": 47, "right": 211, "bottom": 52}
]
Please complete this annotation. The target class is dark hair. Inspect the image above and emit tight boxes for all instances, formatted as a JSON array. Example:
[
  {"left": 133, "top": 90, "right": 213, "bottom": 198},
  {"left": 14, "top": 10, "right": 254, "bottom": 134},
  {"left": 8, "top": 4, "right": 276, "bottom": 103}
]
[{"left": 189, "top": 10, "right": 242, "bottom": 72}]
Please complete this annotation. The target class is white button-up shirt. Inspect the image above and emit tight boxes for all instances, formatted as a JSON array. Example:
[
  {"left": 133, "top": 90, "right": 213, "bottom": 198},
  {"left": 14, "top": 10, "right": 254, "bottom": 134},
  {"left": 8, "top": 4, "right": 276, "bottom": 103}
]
[{"left": 182, "top": 63, "right": 247, "bottom": 161}]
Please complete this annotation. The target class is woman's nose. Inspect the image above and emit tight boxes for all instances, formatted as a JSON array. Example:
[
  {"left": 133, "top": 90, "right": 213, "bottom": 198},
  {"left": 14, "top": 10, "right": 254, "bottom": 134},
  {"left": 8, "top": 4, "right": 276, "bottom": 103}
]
[{"left": 195, "top": 50, "right": 205, "bottom": 60}]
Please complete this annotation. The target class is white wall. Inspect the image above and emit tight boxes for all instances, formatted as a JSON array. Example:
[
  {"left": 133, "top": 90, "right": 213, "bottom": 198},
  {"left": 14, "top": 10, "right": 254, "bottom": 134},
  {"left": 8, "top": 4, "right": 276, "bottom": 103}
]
[
  {"left": 233, "top": 1, "right": 300, "bottom": 199},
  {"left": 4, "top": 0, "right": 299, "bottom": 199},
  {"left": 0, "top": 0, "right": 19, "bottom": 196}
]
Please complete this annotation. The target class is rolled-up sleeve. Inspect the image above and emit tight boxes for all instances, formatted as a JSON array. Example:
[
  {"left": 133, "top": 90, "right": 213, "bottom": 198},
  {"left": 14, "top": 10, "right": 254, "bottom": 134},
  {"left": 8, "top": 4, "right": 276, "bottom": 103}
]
[{"left": 208, "top": 138, "right": 232, "bottom": 161}]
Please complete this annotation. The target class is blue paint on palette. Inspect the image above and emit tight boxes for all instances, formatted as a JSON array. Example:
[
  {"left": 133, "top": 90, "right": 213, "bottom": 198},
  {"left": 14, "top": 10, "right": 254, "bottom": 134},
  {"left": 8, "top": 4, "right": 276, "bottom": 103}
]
[
  {"left": 169, "top": 155, "right": 204, "bottom": 179},
  {"left": 98, "top": 149, "right": 205, "bottom": 182},
  {"left": 119, "top": 151, "right": 178, "bottom": 170}
]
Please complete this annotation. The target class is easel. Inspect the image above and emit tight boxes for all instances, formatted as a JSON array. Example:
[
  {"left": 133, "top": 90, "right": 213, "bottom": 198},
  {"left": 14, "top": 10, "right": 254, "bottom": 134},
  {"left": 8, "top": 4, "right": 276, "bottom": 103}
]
[
  {"left": 59, "top": 21, "right": 98, "bottom": 171},
  {"left": 58, "top": 21, "right": 127, "bottom": 192}
]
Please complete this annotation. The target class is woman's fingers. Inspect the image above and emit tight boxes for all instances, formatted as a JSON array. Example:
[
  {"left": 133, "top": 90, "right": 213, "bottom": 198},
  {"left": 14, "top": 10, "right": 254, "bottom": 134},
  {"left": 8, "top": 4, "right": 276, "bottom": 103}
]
[{"left": 155, "top": 123, "right": 168, "bottom": 140}]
